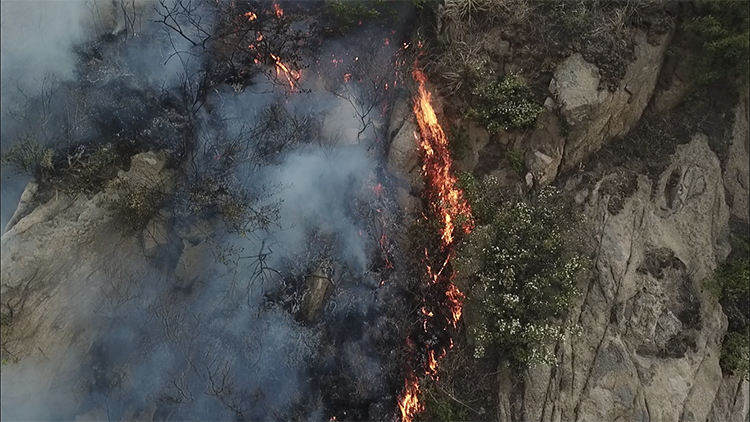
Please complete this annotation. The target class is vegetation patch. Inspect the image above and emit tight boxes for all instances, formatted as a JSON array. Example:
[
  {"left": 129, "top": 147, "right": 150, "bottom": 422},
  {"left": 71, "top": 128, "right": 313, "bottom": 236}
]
[
  {"left": 321, "top": 0, "right": 398, "bottom": 36},
  {"left": 684, "top": 0, "right": 749, "bottom": 87},
  {"left": 455, "top": 179, "right": 584, "bottom": 365},
  {"left": 0, "top": 133, "right": 54, "bottom": 177},
  {"left": 720, "top": 329, "right": 750, "bottom": 379},
  {"left": 105, "top": 177, "right": 168, "bottom": 236},
  {"left": 709, "top": 239, "right": 750, "bottom": 301},
  {"left": 467, "top": 73, "right": 542, "bottom": 133},
  {"left": 417, "top": 385, "right": 467, "bottom": 422},
  {"left": 447, "top": 126, "right": 471, "bottom": 160},
  {"left": 1, "top": 136, "right": 125, "bottom": 196},
  {"left": 708, "top": 237, "right": 750, "bottom": 379}
]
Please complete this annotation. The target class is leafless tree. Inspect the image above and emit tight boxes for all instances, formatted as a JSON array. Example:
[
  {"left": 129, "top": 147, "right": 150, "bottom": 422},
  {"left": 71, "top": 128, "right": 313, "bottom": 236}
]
[
  {"left": 323, "top": 40, "right": 400, "bottom": 148},
  {"left": 152, "top": 0, "right": 312, "bottom": 94}
]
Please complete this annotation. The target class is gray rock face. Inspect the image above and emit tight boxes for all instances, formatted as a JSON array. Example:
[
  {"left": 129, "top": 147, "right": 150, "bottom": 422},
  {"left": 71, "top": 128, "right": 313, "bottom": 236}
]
[
  {"left": 3, "top": 181, "right": 38, "bottom": 234},
  {"left": 0, "top": 153, "right": 172, "bottom": 357},
  {"left": 724, "top": 100, "right": 750, "bottom": 224},
  {"left": 387, "top": 95, "right": 422, "bottom": 192},
  {"left": 550, "top": 30, "right": 673, "bottom": 172},
  {"left": 524, "top": 112, "right": 565, "bottom": 187},
  {"left": 506, "top": 134, "right": 749, "bottom": 422}
]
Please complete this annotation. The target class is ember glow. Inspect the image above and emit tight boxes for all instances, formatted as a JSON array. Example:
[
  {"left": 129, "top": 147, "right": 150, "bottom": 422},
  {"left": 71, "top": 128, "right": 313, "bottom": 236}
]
[
  {"left": 244, "top": 11, "right": 257, "bottom": 21},
  {"left": 397, "top": 67, "right": 475, "bottom": 422}
]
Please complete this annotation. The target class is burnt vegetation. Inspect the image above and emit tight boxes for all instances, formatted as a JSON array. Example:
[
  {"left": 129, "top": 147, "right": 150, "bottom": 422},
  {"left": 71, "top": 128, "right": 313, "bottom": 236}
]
[{"left": 1, "top": 0, "right": 418, "bottom": 420}]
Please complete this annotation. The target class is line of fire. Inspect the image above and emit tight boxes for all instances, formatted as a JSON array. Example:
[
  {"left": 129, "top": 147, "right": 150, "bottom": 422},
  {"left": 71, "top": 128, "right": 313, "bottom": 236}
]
[{"left": 396, "top": 67, "right": 475, "bottom": 422}]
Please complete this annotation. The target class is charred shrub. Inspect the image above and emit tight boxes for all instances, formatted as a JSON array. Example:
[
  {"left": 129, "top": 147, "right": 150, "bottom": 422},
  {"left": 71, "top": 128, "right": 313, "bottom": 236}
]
[
  {"left": 1, "top": 137, "right": 125, "bottom": 196},
  {"left": 456, "top": 186, "right": 584, "bottom": 365},
  {"left": 105, "top": 175, "right": 168, "bottom": 237}
]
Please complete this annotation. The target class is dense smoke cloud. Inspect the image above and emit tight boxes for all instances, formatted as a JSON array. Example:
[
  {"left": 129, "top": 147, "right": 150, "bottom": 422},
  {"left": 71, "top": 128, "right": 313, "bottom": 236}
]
[{"left": 1, "top": 1, "right": 412, "bottom": 420}]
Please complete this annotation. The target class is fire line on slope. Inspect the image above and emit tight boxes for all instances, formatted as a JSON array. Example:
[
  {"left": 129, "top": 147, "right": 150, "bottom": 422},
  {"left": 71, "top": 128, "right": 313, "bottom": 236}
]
[{"left": 396, "top": 66, "right": 474, "bottom": 422}]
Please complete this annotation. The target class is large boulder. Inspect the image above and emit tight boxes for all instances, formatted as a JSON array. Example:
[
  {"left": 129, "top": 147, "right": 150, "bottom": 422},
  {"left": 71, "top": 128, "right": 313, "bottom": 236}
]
[
  {"left": 1, "top": 151, "right": 174, "bottom": 349},
  {"left": 387, "top": 93, "right": 424, "bottom": 214},
  {"left": 550, "top": 30, "right": 674, "bottom": 172}
]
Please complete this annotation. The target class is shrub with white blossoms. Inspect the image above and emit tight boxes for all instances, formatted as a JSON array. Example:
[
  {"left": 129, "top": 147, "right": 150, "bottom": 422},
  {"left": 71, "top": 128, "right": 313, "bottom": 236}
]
[{"left": 460, "top": 183, "right": 584, "bottom": 365}]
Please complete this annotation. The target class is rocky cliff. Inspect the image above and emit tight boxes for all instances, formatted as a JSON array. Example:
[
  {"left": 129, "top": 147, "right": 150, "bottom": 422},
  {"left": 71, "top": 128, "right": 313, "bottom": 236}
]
[{"left": 385, "top": 25, "right": 749, "bottom": 421}]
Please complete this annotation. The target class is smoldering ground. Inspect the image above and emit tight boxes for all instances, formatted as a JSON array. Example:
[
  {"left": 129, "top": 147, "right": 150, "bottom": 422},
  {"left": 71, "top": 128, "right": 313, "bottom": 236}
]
[{"left": 1, "top": 1, "right": 416, "bottom": 421}]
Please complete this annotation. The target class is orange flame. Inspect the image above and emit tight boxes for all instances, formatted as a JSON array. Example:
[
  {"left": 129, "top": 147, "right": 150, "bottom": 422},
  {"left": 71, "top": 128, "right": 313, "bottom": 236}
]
[
  {"left": 269, "top": 53, "right": 300, "bottom": 89},
  {"left": 398, "top": 66, "right": 474, "bottom": 422},
  {"left": 445, "top": 282, "right": 464, "bottom": 327},
  {"left": 273, "top": 2, "right": 283, "bottom": 17},
  {"left": 426, "top": 350, "right": 438, "bottom": 376},
  {"left": 398, "top": 373, "right": 423, "bottom": 422},
  {"left": 412, "top": 68, "right": 473, "bottom": 247},
  {"left": 244, "top": 11, "right": 257, "bottom": 21}
]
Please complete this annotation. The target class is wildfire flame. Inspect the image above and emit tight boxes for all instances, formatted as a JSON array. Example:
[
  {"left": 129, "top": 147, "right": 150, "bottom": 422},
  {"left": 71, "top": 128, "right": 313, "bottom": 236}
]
[
  {"left": 445, "top": 282, "right": 464, "bottom": 326},
  {"left": 412, "top": 68, "right": 474, "bottom": 246},
  {"left": 398, "top": 373, "right": 423, "bottom": 422},
  {"left": 242, "top": 7, "right": 298, "bottom": 91},
  {"left": 397, "top": 67, "right": 474, "bottom": 422}
]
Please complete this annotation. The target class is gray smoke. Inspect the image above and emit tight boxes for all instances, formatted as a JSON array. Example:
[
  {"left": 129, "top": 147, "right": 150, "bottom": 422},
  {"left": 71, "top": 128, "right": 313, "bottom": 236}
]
[{"left": 1, "top": 1, "right": 411, "bottom": 420}]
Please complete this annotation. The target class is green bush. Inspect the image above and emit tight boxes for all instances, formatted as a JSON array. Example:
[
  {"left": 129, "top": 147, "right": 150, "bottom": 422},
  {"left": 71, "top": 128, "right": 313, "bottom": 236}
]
[
  {"left": 322, "top": 0, "right": 396, "bottom": 36},
  {"left": 708, "top": 239, "right": 750, "bottom": 300},
  {"left": 467, "top": 73, "right": 543, "bottom": 133},
  {"left": 684, "top": 0, "right": 750, "bottom": 86},
  {"left": 456, "top": 172, "right": 495, "bottom": 225},
  {"left": 720, "top": 329, "right": 749, "bottom": 379},
  {"left": 418, "top": 387, "right": 467, "bottom": 422},
  {"left": 505, "top": 149, "right": 525, "bottom": 176},
  {"left": 457, "top": 187, "right": 583, "bottom": 365},
  {"left": 0, "top": 134, "right": 53, "bottom": 176},
  {"left": 448, "top": 126, "right": 471, "bottom": 160}
]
